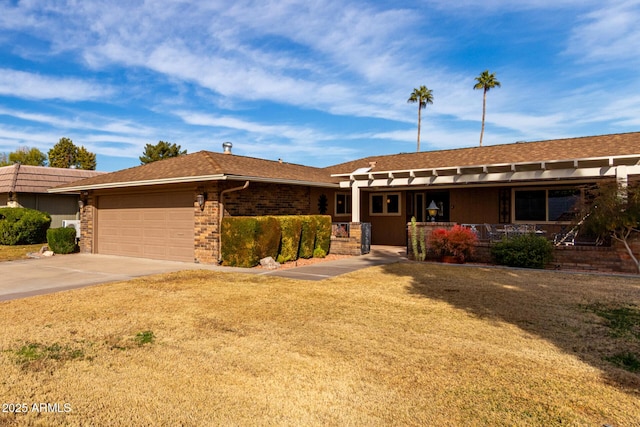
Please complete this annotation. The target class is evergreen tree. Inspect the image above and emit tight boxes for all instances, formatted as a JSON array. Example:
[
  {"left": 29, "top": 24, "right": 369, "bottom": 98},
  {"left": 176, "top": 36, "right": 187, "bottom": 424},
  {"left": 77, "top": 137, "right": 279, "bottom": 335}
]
[
  {"left": 139, "top": 141, "right": 187, "bottom": 164},
  {"left": 76, "top": 146, "right": 97, "bottom": 170},
  {"left": 48, "top": 137, "right": 97, "bottom": 170}
]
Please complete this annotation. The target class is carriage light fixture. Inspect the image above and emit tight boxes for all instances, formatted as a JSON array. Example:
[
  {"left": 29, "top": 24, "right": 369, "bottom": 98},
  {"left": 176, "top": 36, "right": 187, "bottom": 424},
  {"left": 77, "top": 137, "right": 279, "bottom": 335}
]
[
  {"left": 196, "top": 193, "right": 206, "bottom": 210},
  {"left": 427, "top": 200, "right": 439, "bottom": 222}
]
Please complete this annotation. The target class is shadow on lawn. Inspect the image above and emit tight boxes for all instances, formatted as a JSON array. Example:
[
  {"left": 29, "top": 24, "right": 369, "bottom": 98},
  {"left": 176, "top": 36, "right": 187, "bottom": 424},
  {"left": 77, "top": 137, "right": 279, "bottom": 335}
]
[{"left": 383, "top": 262, "right": 640, "bottom": 394}]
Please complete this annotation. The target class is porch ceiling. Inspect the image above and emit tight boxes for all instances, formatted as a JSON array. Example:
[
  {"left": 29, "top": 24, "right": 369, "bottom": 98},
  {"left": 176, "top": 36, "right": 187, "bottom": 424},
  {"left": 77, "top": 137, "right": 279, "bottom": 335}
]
[{"left": 335, "top": 154, "right": 640, "bottom": 188}]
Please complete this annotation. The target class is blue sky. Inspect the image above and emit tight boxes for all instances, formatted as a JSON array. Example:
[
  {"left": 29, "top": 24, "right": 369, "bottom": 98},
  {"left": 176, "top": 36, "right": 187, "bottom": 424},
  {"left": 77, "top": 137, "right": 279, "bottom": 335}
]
[{"left": 0, "top": 1, "right": 639, "bottom": 172}]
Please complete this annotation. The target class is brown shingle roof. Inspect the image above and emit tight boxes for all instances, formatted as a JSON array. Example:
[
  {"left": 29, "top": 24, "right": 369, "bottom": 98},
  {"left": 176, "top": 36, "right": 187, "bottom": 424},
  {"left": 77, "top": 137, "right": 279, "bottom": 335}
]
[
  {"left": 52, "top": 151, "right": 340, "bottom": 190},
  {"left": 324, "top": 132, "right": 640, "bottom": 175},
  {"left": 49, "top": 132, "right": 640, "bottom": 191},
  {"left": 0, "top": 164, "right": 105, "bottom": 194}
]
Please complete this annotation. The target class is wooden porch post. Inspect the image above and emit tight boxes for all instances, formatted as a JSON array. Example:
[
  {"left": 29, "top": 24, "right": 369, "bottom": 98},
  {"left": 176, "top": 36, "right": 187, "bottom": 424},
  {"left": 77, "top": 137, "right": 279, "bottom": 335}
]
[{"left": 351, "top": 183, "right": 361, "bottom": 223}]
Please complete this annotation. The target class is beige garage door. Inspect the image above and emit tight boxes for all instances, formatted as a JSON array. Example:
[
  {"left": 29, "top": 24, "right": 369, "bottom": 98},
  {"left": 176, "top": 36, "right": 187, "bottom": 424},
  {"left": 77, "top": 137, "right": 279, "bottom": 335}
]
[{"left": 97, "top": 191, "right": 194, "bottom": 262}]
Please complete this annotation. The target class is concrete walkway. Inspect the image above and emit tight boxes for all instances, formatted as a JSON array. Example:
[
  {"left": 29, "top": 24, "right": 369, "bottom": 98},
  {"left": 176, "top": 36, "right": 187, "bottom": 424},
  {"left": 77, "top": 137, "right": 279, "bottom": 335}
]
[
  {"left": 259, "top": 246, "right": 407, "bottom": 281},
  {"left": 0, "top": 246, "right": 406, "bottom": 301}
]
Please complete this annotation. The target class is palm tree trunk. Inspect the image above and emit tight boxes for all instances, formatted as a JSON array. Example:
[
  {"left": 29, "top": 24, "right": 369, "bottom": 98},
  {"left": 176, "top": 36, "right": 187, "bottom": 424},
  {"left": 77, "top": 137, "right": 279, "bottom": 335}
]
[
  {"left": 480, "top": 89, "right": 487, "bottom": 147},
  {"left": 417, "top": 104, "right": 422, "bottom": 152}
]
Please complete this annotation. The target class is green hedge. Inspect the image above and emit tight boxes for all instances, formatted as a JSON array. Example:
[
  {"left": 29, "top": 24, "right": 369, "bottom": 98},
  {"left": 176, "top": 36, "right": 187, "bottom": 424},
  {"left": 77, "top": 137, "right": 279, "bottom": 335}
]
[
  {"left": 255, "top": 216, "right": 281, "bottom": 260},
  {"left": 298, "top": 216, "right": 318, "bottom": 259},
  {"left": 491, "top": 234, "right": 553, "bottom": 269},
  {"left": 220, "top": 217, "right": 260, "bottom": 268},
  {"left": 47, "top": 227, "right": 78, "bottom": 254},
  {"left": 0, "top": 207, "right": 51, "bottom": 245},
  {"left": 220, "top": 215, "right": 332, "bottom": 267},
  {"left": 314, "top": 216, "right": 331, "bottom": 256},
  {"left": 276, "top": 216, "right": 303, "bottom": 263}
]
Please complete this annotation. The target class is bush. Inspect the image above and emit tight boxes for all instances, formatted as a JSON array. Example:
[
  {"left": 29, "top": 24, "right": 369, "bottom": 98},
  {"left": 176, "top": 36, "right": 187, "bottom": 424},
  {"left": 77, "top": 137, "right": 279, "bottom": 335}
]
[
  {"left": 314, "top": 216, "right": 332, "bottom": 255},
  {"left": 313, "top": 247, "right": 327, "bottom": 258},
  {"left": 46, "top": 227, "right": 78, "bottom": 254},
  {"left": 0, "top": 207, "right": 51, "bottom": 245},
  {"left": 276, "top": 216, "right": 302, "bottom": 263},
  {"left": 298, "top": 216, "right": 318, "bottom": 259},
  {"left": 255, "top": 217, "right": 281, "bottom": 260},
  {"left": 428, "top": 225, "right": 477, "bottom": 261},
  {"left": 491, "top": 234, "right": 553, "bottom": 269},
  {"left": 220, "top": 217, "right": 260, "bottom": 267}
]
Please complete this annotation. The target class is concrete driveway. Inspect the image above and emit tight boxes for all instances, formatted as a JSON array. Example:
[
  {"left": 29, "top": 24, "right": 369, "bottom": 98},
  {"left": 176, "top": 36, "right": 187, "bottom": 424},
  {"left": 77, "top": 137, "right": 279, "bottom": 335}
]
[
  {"left": 0, "top": 253, "right": 250, "bottom": 301},
  {"left": 0, "top": 247, "right": 406, "bottom": 301}
]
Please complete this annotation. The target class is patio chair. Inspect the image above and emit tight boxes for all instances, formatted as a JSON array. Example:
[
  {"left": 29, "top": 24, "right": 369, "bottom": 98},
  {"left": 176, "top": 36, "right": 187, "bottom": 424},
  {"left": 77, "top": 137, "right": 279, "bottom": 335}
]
[{"left": 553, "top": 227, "right": 577, "bottom": 246}]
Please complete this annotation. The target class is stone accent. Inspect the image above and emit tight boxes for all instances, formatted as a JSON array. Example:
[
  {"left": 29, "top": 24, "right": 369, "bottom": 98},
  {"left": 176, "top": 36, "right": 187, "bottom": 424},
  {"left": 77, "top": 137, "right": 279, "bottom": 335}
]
[
  {"left": 194, "top": 183, "right": 220, "bottom": 264},
  {"left": 330, "top": 222, "right": 364, "bottom": 256},
  {"left": 79, "top": 193, "right": 95, "bottom": 255}
]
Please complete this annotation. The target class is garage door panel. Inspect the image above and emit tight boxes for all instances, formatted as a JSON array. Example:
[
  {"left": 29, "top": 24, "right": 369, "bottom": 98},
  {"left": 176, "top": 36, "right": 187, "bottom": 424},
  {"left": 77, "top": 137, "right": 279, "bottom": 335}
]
[{"left": 97, "top": 192, "right": 195, "bottom": 262}]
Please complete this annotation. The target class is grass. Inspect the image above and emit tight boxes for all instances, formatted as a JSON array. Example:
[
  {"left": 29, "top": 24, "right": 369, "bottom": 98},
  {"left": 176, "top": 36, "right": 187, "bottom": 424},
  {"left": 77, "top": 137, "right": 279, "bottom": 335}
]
[
  {"left": 0, "top": 244, "right": 44, "bottom": 261},
  {"left": 0, "top": 263, "right": 639, "bottom": 425}
]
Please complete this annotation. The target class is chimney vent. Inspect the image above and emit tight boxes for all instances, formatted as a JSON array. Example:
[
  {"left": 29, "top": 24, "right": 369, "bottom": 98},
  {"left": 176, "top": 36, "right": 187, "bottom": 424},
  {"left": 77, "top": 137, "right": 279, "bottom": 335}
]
[{"left": 222, "top": 141, "right": 233, "bottom": 154}]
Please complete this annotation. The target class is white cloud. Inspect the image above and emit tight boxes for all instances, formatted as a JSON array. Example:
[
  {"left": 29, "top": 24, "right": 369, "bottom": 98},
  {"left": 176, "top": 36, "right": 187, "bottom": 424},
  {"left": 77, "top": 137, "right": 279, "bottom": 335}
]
[
  {"left": 566, "top": 0, "right": 640, "bottom": 64},
  {"left": 0, "top": 69, "right": 113, "bottom": 101}
]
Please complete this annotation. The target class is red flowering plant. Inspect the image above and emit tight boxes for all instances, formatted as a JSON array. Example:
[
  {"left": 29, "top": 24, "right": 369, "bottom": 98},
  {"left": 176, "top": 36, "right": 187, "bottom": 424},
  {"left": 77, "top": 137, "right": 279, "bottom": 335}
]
[
  {"left": 428, "top": 228, "right": 450, "bottom": 258},
  {"left": 428, "top": 225, "right": 478, "bottom": 262}
]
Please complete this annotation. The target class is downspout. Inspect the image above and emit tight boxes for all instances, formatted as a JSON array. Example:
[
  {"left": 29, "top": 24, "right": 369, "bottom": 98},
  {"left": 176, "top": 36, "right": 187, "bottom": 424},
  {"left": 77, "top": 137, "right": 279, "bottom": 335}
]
[{"left": 218, "top": 181, "right": 250, "bottom": 264}]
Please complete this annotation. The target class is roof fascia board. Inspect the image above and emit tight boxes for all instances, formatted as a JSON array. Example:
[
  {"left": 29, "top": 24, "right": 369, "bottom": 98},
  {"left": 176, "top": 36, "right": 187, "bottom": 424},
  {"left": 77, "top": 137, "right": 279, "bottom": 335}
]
[
  {"left": 346, "top": 165, "right": 640, "bottom": 188},
  {"left": 330, "top": 154, "right": 640, "bottom": 178},
  {"left": 225, "top": 175, "right": 339, "bottom": 188},
  {"left": 49, "top": 173, "right": 339, "bottom": 193},
  {"left": 48, "top": 174, "right": 228, "bottom": 193}
]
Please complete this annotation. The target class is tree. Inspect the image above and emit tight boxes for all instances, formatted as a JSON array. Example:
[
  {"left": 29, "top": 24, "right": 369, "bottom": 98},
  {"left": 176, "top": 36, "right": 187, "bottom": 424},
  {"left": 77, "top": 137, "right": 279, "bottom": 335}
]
[
  {"left": 48, "top": 137, "right": 97, "bottom": 170},
  {"left": 139, "top": 141, "right": 187, "bottom": 164},
  {"left": 580, "top": 181, "right": 640, "bottom": 273},
  {"left": 9, "top": 147, "right": 47, "bottom": 166},
  {"left": 0, "top": 153, "right": 10, "bottom": 167},
  {"left": 407, "top": 86, "right": 434, "bottom": 152},
  {"left": 473, "top": 70, "right": 501, "bottom": 147},
  {"left": 76, "top": 146, "right": 97, "bottom": 170},
  {"left": 0, "top": 147, "right": 47, "bottom": 166}
]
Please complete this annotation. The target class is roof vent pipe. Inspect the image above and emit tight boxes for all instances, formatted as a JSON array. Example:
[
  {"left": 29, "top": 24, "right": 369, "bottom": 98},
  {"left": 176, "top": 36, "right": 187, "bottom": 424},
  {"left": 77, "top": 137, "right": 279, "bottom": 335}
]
[{"left": 222, "top": 141, "right": 233, "bottom": 154}]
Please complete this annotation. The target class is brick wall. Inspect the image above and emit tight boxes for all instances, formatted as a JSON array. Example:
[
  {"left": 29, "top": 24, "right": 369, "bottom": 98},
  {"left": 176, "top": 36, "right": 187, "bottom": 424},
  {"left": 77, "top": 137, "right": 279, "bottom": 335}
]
[
  {"left": 222, "top": 182, "right": 310, "bottom": 216},
  {"left": 330, "top": 223, "right": 364, "bottom": 255},
  {"left": 194, "top": 183, "right": 220, "bottom": 264},
  {"left": 79, "top": 193, "right": 95, "bottom": 254}
]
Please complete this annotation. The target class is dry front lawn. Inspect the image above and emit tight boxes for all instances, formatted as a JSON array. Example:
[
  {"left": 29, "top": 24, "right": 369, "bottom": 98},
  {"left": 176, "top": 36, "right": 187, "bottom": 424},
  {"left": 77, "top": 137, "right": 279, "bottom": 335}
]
[
  {"left": 0, "top": 244, "right": 43, "bottom": 262},
  {"left": 1, "top": 263, "right": 639, "bottom": 426}
]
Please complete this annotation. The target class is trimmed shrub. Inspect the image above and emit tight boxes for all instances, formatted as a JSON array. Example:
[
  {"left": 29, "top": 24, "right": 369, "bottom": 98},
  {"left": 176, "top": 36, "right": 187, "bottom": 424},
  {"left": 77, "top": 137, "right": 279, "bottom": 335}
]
[
  {"left": 255, "top": 216, "right": 281, "bottom": 260},
  {"left": 220, "top": 217, "right": 260, "bottom": 267},
  {"left": 314, "top": 216, "right": 332, "bottom": 255},
  {"left": 491, "top": 234, "right": 553, "bottom": 269},
  {"left": 313, "top": 247, "right": 326, "bottom": 258},
  {"left": 275, "top": 216, "right": 302, "bottom": 263},
  {"left": 47, "top": 227, "right": 78, "bottom": 254},
  {"left": 298, "top": 216, "right": 318, "bottom": 259},
  {"left": 0, "top": 207, "right": 51, "bottom": 245}
]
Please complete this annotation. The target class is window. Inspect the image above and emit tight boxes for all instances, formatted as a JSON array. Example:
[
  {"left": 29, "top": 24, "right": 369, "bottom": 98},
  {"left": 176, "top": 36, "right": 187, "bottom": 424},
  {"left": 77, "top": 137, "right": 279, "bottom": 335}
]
[
  {"left": 335, "top": 193, "right": 352, "bottom": 216},
  {"left": 514, "top": 188, "right": 580, "bottom": 222},
  {"left": 370, "top": 192, "right": 401, "bottom": 216},
  {"left": 548, "top": 189, "right": 580, "bottom": 221},
  {"left": 514, "top": 190, "right": 546, "bottom": 221}
]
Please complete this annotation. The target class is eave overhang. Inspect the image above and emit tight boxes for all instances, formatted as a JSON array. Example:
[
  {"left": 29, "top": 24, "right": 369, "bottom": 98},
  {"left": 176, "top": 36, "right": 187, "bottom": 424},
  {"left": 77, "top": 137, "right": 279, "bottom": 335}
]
[
  {"left": 48, "top": 173, "right": 339, "bottom": 193},
  {"left": 333, "top": 155, "right": 640, "bottom": 189}
]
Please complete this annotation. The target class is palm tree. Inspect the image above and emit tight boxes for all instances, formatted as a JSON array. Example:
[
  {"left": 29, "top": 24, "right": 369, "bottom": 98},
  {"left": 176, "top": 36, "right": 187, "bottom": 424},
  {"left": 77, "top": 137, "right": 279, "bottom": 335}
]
[
  {"left": 473, "top": 70, "right": 501, "bottom": 147},
  {"left": 407, "top": 85, "right": 434, "bottom": 152}
]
